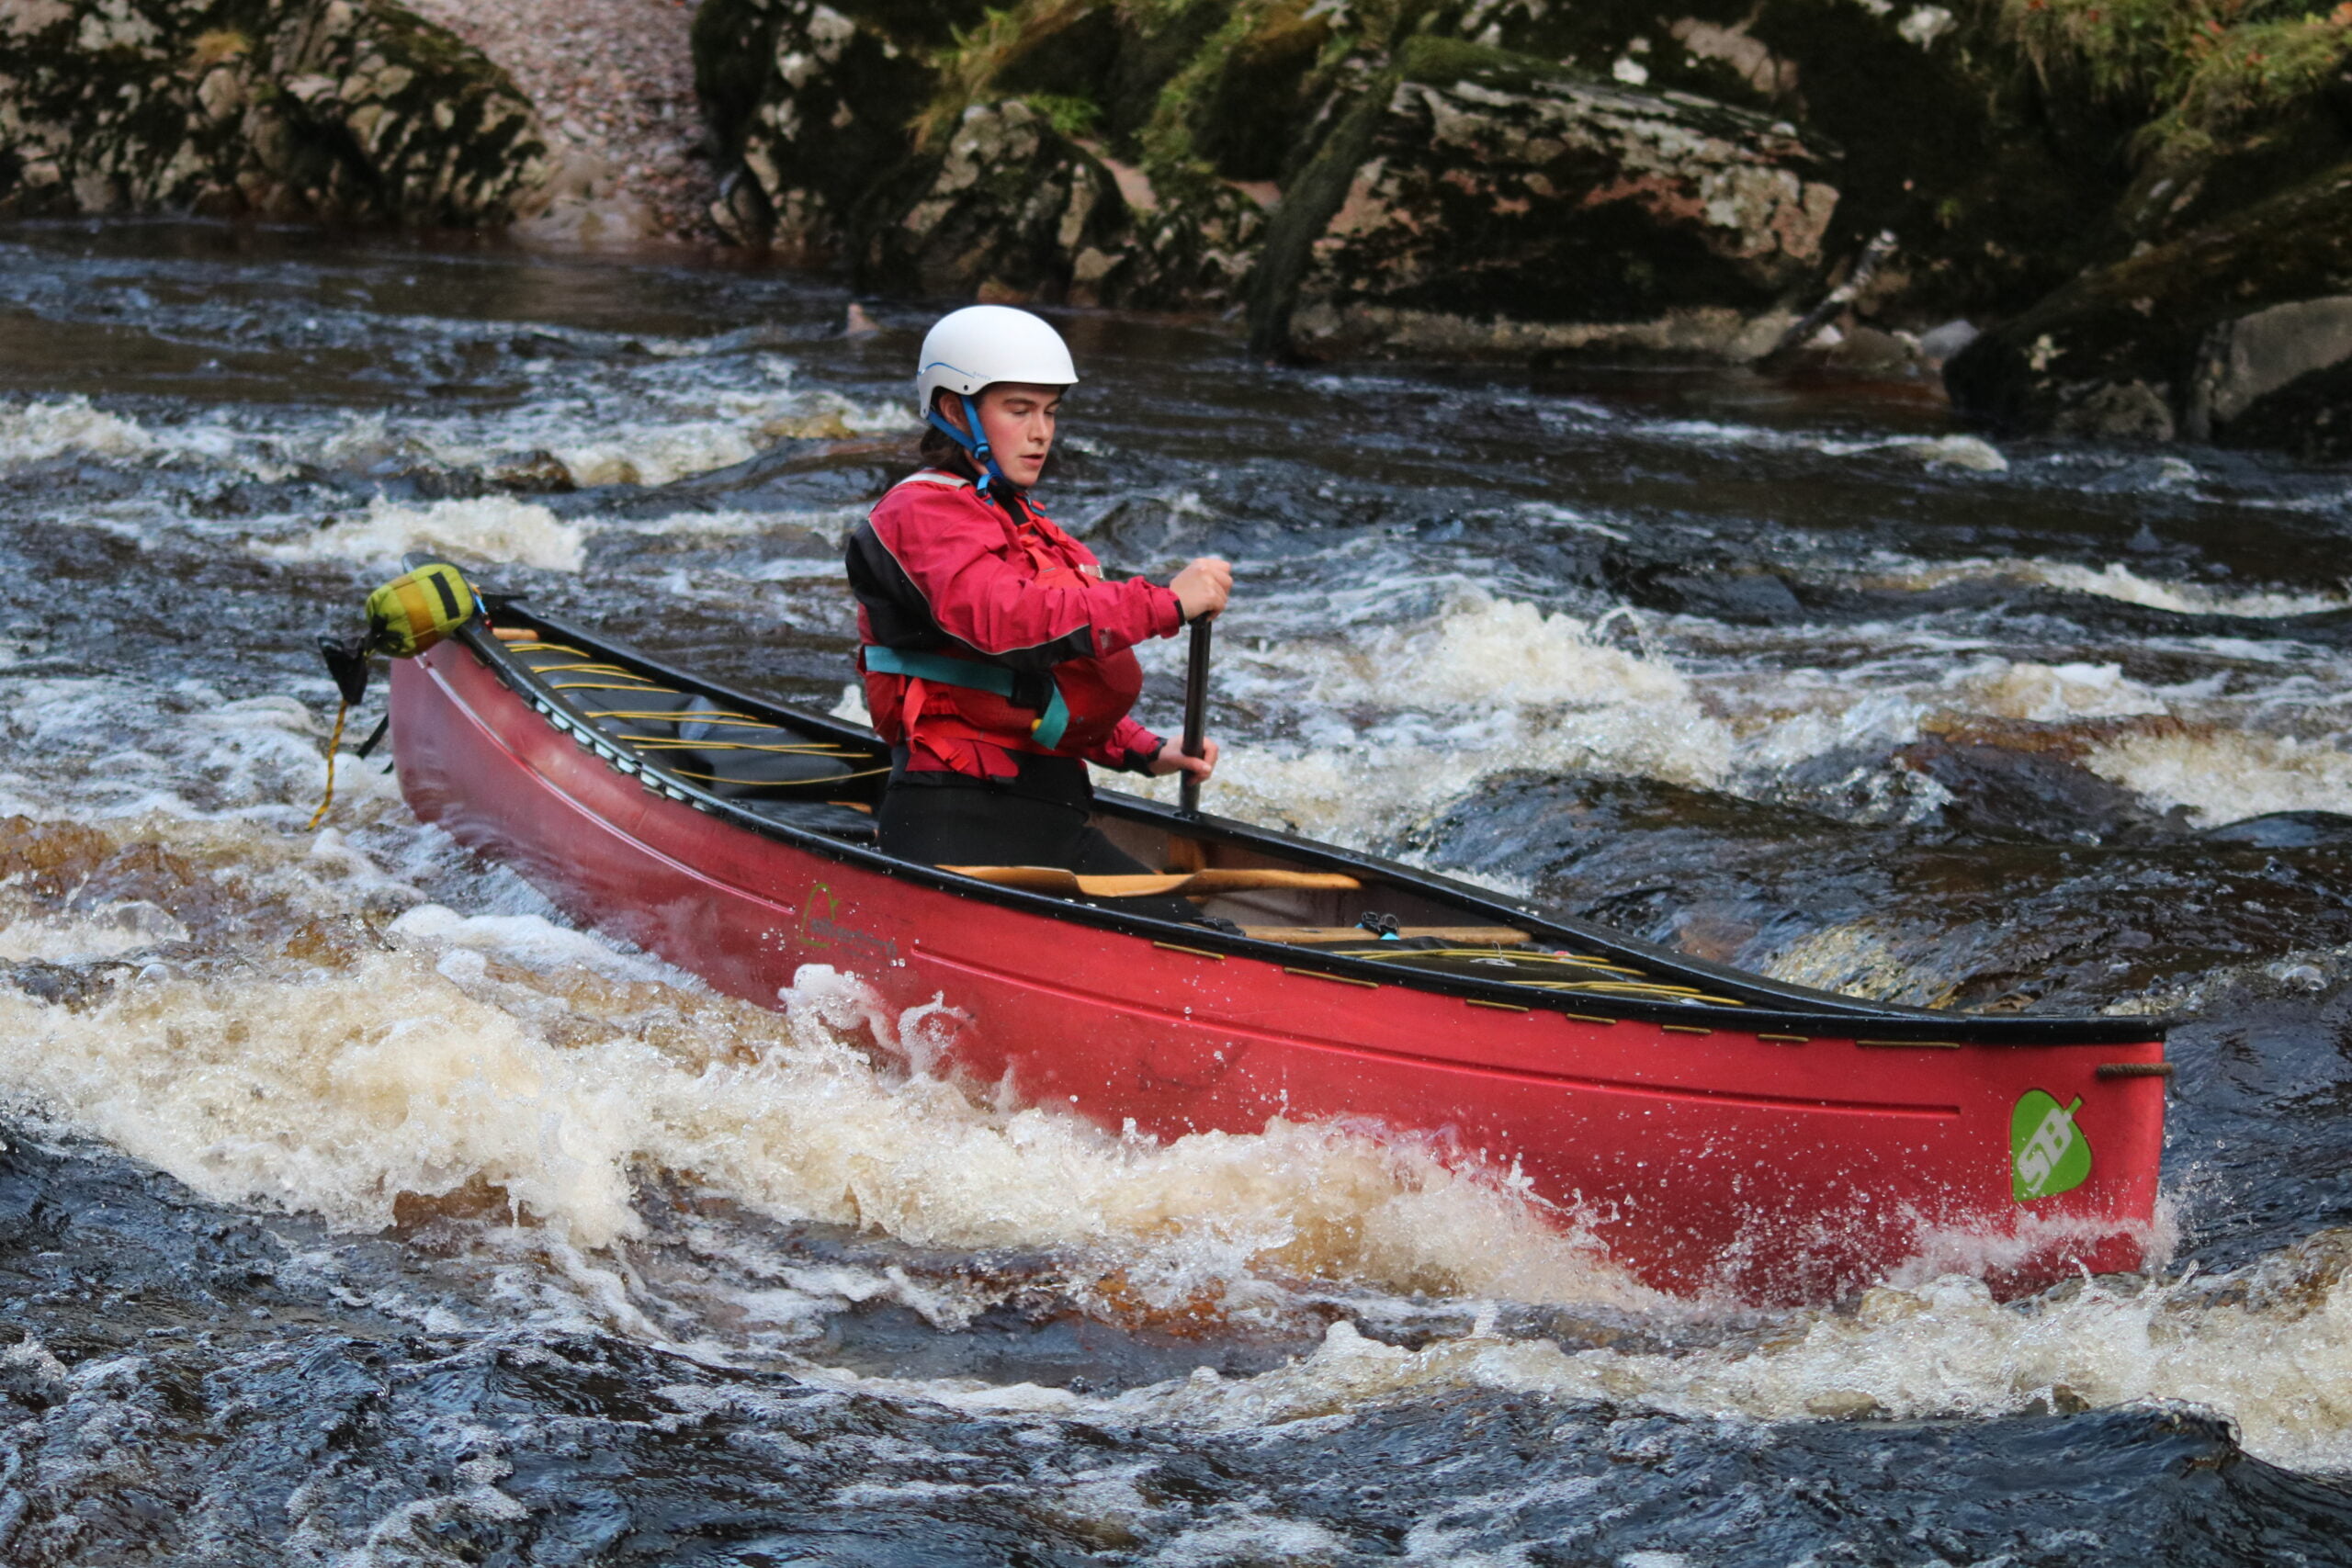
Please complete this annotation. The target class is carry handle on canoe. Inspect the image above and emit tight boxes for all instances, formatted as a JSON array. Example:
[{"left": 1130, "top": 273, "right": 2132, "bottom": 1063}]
[{"left": 1179, "top": 615, "right": 1212, "bottom": 816}]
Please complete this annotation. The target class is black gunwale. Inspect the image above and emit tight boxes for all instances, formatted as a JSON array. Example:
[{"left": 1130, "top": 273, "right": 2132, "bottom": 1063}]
[{"left": 448, "top": 603, "right": 2169, "bottom": 1047}]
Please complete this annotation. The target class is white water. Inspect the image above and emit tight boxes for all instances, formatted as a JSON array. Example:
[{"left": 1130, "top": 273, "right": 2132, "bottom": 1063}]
[
  {"left": 10, "top": 307, "right": 2352, "bottom": 1507},
  {"left": 3, "top": 828, "right": 2348, "bottom": 1471}
]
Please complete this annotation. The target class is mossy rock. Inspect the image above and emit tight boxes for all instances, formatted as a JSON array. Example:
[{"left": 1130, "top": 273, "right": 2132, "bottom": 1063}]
[
  {"left": 2117, "top": 88, "right": 2352, "bottom": 249},
  {"left": 908, "top": 0, "right": 1332, "bottom": 189},
  {"left": 694, "top": 0, "right": 991, "bottom": 256},
  {"left": 1423, "top": 0, "right": 2132, "bottom": 321},
  {"left": 1249, "top": 38, "right": 1841, "bottom": 357},
  {"left": 1945, "top": 161, "right": 2352, "bottom": 452},
  {"left": 1102, "top": 176, "right": 1270, "bottom": 309},
  {"left": 850, "top": 99, "right": 1127, "bottom": 303},
  {"left": 0, "top": 0, "right": 549, "bottom": 227}
]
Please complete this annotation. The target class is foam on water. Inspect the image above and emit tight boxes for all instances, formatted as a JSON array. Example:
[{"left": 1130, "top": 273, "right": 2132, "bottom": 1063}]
[
  {"left": 1864, "top": 554, "right": 2347, "bottom": 619},
  {"left": 0, "top": 877, "right": 1654, "bottom": 1314},
  {"left": 0, "top": 678, "right": 407, "bottom": 830},
  {"left": 1637, "top": 420, "right": 2010, "bottom": 472},
  {"left": 20, "top": 231, "right": 2352, "bottom": 1556},
  {"left": 0, "top": 396, "right": 286, "bottom": 478},
  {"left": 0, "top": 396, "right": 156, "bottom": 465},
  {"left": 308, "top": 359, "right": 911, "bottom": 490},
  {"left": 1127, "top": 591, "right": 1731, "bottom": 842},
  {"left": 1955, "top": 659, "right": 2174, "bottom": 723},
  {"left": 6, "top": 365, "right": 910, "bottom": 498},
  {"left": 2086, "top": 728, "right": 2352, "bottom": 825},
  {"left": 873, "top": 1230, "right": 2352, "bottom": 1475},
  {"left": 254, "top": 495, "right": 591, "bottom": 572},
  {"left": 1112, "top": 1263, "right": 2352, "bottom": 1472}
]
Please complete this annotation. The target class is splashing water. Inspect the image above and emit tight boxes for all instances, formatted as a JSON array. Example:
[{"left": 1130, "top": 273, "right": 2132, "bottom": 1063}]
[{"left": 2, "top": 222, "right": 2351, "bottom": 1560}]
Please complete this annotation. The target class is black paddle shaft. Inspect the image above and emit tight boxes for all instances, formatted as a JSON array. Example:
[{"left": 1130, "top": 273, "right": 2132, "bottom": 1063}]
[{"left": 1179, "top": 615, "right": 1212, "bottom": 815}]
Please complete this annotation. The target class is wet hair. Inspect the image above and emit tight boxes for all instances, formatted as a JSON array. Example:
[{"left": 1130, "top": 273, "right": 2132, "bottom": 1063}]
[{"left": 917, "top": 418, "right": 980, "bottom": 477}]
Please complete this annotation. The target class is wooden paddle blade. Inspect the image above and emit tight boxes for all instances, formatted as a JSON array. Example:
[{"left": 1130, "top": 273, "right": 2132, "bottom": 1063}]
[
  {"left": 941, "top": 864, "right": 1085, "bottom": 894},
  {"left": 1180, "top": 870, "right": 1361, "bottom": 894},
  {"left": 1073, "top": 873, "right": 1198, "bottom": 897}
]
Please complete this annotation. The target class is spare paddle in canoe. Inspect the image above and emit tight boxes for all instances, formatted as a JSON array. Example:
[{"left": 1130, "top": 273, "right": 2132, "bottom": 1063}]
[{"left": 943, "top": 865, "right": 1361, "bottom": 898}]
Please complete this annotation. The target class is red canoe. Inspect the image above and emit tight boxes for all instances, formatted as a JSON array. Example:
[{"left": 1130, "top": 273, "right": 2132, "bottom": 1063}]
[{"left": 389, "top": 599, "right": 2171, "bottom": 1305}]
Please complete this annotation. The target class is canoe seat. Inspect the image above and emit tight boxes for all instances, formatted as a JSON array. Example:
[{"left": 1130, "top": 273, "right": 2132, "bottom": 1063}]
[
  {"left": 944, "top": 865, "right": 1361, "bottom": 898},
  {"left": 1242, "top": 926, "right": 1533, "bottom": 945}
]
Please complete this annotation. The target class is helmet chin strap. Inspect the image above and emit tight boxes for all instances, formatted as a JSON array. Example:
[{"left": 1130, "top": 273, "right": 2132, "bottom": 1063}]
[{"left": 925, "top": 392, "right": 1012, "bottom": 501}]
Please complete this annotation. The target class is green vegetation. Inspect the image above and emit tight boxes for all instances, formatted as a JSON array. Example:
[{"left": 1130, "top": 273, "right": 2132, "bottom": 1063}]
[
  {"left": 1136, "top": 0, "right": 1299, "bottom": 195},
  {"left": 915, "top": 0, "right": 1395, "bottom": 185},
  {"left": 1996, "top": 0, "right": 2352, "bottom": 153},
  {"left": 1022, "top": 92, "right": 1102, "bottom": 138},
  {"left": 913, "top": 0, "right": 1102, "bottom": 150}
]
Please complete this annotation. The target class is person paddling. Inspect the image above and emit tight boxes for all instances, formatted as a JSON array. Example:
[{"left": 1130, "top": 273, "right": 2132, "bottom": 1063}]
[{"left": 845, "top": 305, "right": 1230, "bottom": 894}]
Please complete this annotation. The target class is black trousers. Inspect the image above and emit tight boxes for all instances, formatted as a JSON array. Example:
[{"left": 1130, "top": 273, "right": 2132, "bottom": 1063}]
[{"left": 878, "top": 778, "right": 1208, "bottom": 925}]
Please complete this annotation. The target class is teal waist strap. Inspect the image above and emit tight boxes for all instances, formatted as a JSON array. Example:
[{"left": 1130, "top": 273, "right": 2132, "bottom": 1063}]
[{"left": 863, "top": 645, "right": 1072, "bottom": 750}]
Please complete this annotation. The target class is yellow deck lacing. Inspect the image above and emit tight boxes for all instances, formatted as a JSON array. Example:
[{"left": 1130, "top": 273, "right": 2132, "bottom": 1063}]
[{"left": 511, "top": 642, "right": 885, "bottom": 793}]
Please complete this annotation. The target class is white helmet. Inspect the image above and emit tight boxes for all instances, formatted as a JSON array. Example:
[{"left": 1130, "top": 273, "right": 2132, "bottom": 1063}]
[{"left": 914, "top": 305, "right": 1079, "bottom": 421}]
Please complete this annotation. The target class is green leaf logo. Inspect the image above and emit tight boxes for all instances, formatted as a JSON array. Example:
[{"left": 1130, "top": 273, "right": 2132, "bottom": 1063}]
[{"left": 2011, "top": 1089, "right": 2091, "bottom": 1202}]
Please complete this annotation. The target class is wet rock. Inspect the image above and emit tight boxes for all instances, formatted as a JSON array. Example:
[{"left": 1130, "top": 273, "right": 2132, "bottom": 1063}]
[
  {"left": 1420, "top": 0, "right": 2132, "bottom": 323},
  {"left": 1250, "top": 39, "right": 1840, "bottom": 361},
  {"left": 2116, "top": 101, "right": 2352, "bottom": 253},
  {"left": 697, "top": 0, "right": 1272, "bottom": 307},
  {"left": 1610, "top": 560, "right": 1805, "bottom": 625},
  {"left": 1092, "top": 165, "right": 1272, "bottom": 311},
  {"left": 1945, "top": 162, "right": 2352, "bottom": 457},
  {"left": 2198, "top": 812, "right": 2352, "bottom": 851},
  {"left": 699, "top": 1, "right": 1862, "bottom": 342},
  {"left": 1916, "top": 319, "right": 1979, "bottom": 364},
  {"left": 852, "top": 99, "right": 1127, "bottom": 304},
  {"left": 2186, "top": 297, "right": 2352, "bottom": 457},
  {"left": 693, "top": 0, "right": 976, "bottom": 260},
  {"left": 484, "top": 449, "right": 575, "bottom": 494},
  {"left": 1800, "top": 322, "right": 1918, "bottom": 375},
  {"left": 0, "top": 0, "right": 553, "bottom": 226},
  {"left": 1890, "top": 735, "right": 2179, "bottom": 845},
  {"left": 3, "top": 958, "right": 130, "bottom": 1010}
]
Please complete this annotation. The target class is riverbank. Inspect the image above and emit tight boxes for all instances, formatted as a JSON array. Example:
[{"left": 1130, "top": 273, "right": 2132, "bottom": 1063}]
[
  {"left": 401, "top": 0, "right": 711, "bottom": 245},
  {"left": 3, "top": 0, "right": 2350, "bottom": 450}
]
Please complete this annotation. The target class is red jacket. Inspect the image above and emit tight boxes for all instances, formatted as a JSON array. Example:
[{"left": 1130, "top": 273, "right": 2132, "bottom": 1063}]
[{"left": 845, "top": 469, "right": 1185, "bottom": 780}]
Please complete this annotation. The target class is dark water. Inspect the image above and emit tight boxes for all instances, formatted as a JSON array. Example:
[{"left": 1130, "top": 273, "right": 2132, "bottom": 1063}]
[{"left": 3, "top": 219, "right": 2352, "bottom": 1562}]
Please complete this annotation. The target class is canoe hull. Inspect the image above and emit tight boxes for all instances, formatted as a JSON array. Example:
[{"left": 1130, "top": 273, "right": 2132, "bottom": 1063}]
[{"left": 394, "top": 639, "right": 2167, "bottom": 1304}]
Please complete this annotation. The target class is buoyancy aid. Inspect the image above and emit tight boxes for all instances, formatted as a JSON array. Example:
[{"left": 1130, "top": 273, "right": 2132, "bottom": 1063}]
[{"left": 845, "top": 470, "right": 1173, "bottom": 778}]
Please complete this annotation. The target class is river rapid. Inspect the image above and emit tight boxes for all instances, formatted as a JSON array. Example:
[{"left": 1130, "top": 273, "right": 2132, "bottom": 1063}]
[{"left": 1, "top": 220, "right": 2350, "bottom": 1563}]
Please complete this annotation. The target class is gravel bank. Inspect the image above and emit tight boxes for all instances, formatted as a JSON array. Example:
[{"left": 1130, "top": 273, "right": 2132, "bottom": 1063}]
[{"left": 400, "top": 0, "right": 713, "bottom": 244}]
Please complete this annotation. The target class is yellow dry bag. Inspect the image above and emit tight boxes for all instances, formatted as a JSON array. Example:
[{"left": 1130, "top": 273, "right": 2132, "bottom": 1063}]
[
  {"left": 364, "top": 560, "right": 477, "bottom": 659},
  {"left": 309, "top": 559, "right": 481, "bottom": 829}
]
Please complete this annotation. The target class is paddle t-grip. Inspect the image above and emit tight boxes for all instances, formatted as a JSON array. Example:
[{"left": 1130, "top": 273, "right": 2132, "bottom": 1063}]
[{"left": 1180, "top": 615, "right": 1212, "bottom": 815}]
